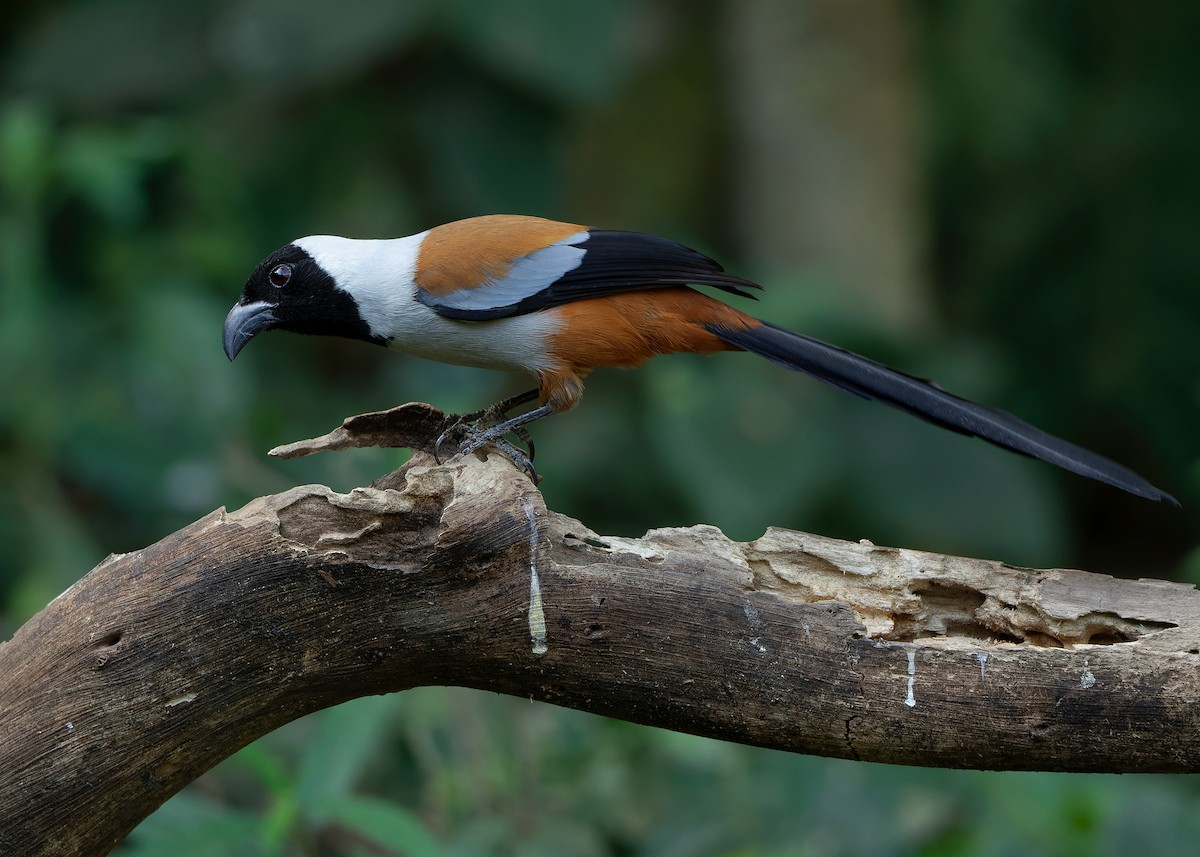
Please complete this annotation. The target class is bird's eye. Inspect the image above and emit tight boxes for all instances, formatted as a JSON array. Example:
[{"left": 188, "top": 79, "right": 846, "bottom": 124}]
[{"left": 269, "top": 263, "right": 293, "bottom": 288}]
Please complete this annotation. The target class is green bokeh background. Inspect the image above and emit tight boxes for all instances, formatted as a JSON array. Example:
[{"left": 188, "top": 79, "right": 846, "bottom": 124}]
[{"left": 2, "top": 1, "right": 1198, "bottom": 854}]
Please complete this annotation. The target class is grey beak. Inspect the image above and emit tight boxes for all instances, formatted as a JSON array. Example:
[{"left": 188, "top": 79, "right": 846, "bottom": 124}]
[{"left": 223, "top": 300, "right": 279, "bottom": 361}]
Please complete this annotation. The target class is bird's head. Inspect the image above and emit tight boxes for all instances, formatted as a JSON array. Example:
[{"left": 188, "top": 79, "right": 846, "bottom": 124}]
[{"left": 223, "top": 238, "right": 387, "bottom": 361}]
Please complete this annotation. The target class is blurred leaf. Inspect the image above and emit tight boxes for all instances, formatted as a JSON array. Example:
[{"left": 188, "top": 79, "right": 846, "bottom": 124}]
[
  {"left": 0, "top": 100, "right": 52, "bottom": 204},
  {"left": 443, "top": 0, "right": 644, "bottom": 103},
  {"left": 260, "top": 790, "right": 301, "bottom": 855},
  {"left": 58, "top": 121, "right": 174, "bottom": 226},
  {"left": 298, "top": 695, "right": 404, "bottom": 812},
  {"left": 121, "top": 792, "right": 263, "bottom": 857},
  {"left": 232, "top": 743, "right": 294, "bottom": 799},
  {"left": 322, "top": 795, "right": 444, "bottom": 857}
]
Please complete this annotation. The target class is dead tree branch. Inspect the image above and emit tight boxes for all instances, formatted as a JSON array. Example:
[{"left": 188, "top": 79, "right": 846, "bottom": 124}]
[{"left": 2, "top": 404, "right": 1197, "bottom": 857}]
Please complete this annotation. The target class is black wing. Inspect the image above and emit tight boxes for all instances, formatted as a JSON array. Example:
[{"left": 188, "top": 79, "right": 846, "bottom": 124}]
[{"left": 419, "top": 230, "right": 761, "bottom": 321}]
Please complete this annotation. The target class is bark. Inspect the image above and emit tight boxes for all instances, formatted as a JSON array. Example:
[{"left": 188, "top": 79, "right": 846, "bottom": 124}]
[{"left": 2, "top": 404, "right": 1197, "bottom": 857}]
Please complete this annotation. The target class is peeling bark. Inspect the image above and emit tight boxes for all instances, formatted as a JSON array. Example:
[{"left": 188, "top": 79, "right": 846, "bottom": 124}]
[{"left": 1, "top": 404, "right": 1197, "bottom": 857}]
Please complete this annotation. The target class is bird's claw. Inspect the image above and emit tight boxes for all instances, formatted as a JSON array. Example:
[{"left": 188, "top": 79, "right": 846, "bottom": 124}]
[
  {"left": 433, "top": 418, "right": 540, "bottom": 483},
  {"left": 461, "top": 431, "right": 540, "bottom": 483},
  {"left": 433, "top": 428, "right": 455, "bottom": 465}
]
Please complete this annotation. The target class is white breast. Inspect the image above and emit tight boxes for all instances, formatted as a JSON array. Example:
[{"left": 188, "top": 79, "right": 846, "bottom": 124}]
[{"left": 385, "top": 304, "right": 563, "bottom": 374}]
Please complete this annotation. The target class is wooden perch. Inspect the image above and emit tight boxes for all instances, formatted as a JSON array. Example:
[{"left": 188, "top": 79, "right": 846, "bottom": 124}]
[{"left": 2, "top": 403, "right": 1198, "bottom": 857}]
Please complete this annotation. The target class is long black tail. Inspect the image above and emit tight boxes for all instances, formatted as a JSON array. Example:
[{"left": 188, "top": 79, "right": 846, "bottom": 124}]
[{"left": 708, "top": 321, "right": 1177, "bottom": 504}]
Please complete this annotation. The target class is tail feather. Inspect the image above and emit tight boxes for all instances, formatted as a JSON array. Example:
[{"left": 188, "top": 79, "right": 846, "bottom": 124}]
[{"left": 708, "top": 321, "right": 1177, "bottom": 504}]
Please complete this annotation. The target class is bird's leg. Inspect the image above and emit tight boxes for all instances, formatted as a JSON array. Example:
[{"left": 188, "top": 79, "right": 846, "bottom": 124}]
[
  {"left": 457, "top": 388, "right": 540, "bottom": 460},
  {"left": 452, "top": 405, "right": 556, "bottom": 481},
  {"left": 432, "top": 405, "right": 557, "bottom": 483},
  {"left": 435, "top": 389, "right": 538, "bottom": 459},
  {"left": 434, "top": 391, "right": 550, "bottom": 480},
  {"left": 459, "top": 389, "right": 540, "bottom": 424},
  {"left": 456, "top": 405, "right": 555, "bottom": 456}
]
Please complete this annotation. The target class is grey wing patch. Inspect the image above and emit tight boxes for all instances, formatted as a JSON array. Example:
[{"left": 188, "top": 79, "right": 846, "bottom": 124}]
[{"left": 417, "top": 231, "right": 588, "bottom": 319}]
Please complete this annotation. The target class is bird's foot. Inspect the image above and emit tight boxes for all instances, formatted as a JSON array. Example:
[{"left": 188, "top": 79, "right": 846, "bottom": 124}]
[
  {"left": 433, "top": 397, "right": 554, "bottom": 484},
  {"left": 434, "top": 418, "right": 539, "bottom": 483},
  {"left": 454, "top": 416, "right": 536, "bottom": 462},
  {"left": 457, "top": 389, "right": 539, "bottom": 425}
]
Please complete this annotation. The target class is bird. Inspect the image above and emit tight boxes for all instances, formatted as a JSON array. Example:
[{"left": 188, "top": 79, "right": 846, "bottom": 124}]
[{"left": 223, "top": 214, "right": 1175, "bottom": 503}]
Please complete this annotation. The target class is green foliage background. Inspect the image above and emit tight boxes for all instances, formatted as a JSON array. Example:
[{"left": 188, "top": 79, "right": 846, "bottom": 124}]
[{"left": 2, "top": 1, "right": 1198, "bottom": 854}]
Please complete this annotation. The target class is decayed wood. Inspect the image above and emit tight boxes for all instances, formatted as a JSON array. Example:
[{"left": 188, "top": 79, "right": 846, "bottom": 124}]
[{"left": 1, "top": 403, "right": 1198, "bottom": 857}]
